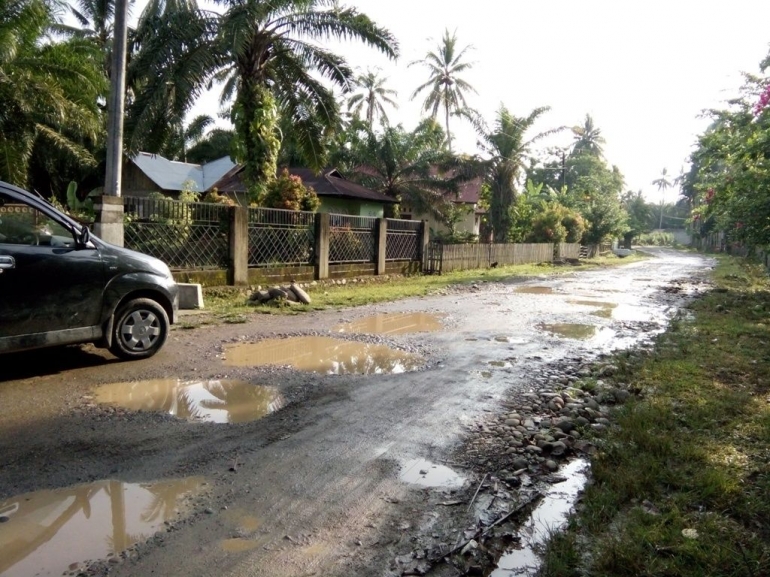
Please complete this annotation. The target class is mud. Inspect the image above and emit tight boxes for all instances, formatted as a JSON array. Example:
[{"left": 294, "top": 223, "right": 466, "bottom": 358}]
[
  {"left": 334, "top": 312, "right": 445, "bottom": 335},
  {"left": 0, "top": 248, "right": 714, "bottom": 577},
  {"left": 223, "top": 335, "right": 423, "bottom": 374}
]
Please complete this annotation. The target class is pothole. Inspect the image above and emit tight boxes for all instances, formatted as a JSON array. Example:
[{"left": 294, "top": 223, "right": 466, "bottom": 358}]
[
  {"left": 399, "top": 459, "right": 465, "bottom": 488},
  {"left": 93, "top": 379, "right": 284, "bottom": 424},
  {"left": 0, "top": 477, "right": 203, "bottom": 577},
  {"left": 220, "top": 538, "right": 261, "bottom": 553},
  {"left": 334, "top": 312, "right": 445, "bottom": 335},
  {"left": 539, "top": 323, "right": 597, "bottom": 340},
  {"left": 223, "top": 336, "right": 423, "bottom": 374},
  {"left": 491, "top": 459, "right": 589, "bottom": 576},
  {"left": 514, "top": 286, "right": 554, "bottom": 295}
]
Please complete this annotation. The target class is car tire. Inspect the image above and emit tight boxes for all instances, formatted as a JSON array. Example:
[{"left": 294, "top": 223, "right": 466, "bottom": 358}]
[{"left": 109, "top": 298, "right": 169, "bottom": 360}]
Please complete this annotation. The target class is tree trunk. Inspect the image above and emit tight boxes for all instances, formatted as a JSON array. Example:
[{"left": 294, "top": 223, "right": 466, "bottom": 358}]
[{"left": 445, "top": 100, "right": 452, "bottom": 153}]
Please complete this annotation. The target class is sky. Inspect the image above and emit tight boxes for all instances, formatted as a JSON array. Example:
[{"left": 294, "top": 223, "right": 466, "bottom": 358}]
[{"left": 177, "top": 0, "right": 770, "bottom": 204}]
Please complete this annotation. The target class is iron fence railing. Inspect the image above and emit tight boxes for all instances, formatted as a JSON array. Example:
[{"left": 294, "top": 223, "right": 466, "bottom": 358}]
[
  {"left": 385, "top": 218, "right": 420, "bottom": 261},
  {"left": 329, "top": 214, "right": 377, "bottom": 264},
  {"left": 123, "top": 196, "right": 229, "bottom": 270},
  {"left": 248, "top": 207, "right": 315, "bottom": 267}
]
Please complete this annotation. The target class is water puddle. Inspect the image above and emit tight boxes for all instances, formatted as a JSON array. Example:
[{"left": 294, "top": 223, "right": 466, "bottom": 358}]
[
  {"left": 489, "top": 361, "right": 512, "bottom": 368},
  {"left": 334, "top": 312, "right": 444, "bottom": 335},
  {"left": 491, "top": 459, "right": 589, "bottom": 576},
  {"left": 224, "top": 336, "right": 422, "bottom": 375},
  {"left": 93, "top": 379, "right": 284, "bottom": 424},
  {"left": 539, "top": 323, "right": 597, "bottom": 340},
  {"left": 0, "top": 477, "right": 202, "bottom": 577},
  {"left": 492, "top": 336, "right": 530, "bottom": 345},
  {"left": 481, "top": 371, "right": 493, "bottom": 379},
  {"left": 399, "top": 459, "right": 465, "bottom": 488},
  {"left": 514, "top": 286, "right": 554, "bottom": 295},
  {"left": 220, "top": 538, "right": 260, "bottom": 553},
  {"left": 612, "top": 303, "right": 652, "bottom": 322}
]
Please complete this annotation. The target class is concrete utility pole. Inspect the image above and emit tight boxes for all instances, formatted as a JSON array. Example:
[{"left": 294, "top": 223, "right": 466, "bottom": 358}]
[{"left": 95, "top": 0, "right": 129, "bottom": 246}]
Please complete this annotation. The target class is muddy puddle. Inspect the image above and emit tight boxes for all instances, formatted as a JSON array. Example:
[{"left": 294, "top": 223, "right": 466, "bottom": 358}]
[
  {"left": 539, "top": 323, "right": 597, "bottom": 340},
  {"left": 224, "top": 336, "right": 422, "bottom": 375},
  {"left": 334, "top": 312, "right": 444, "bottom": 335},
  {"left": 491, "top": 459, "right": 588, "bottom": 576},
  {"left": 399, "top": 459, "right": 465, "bottom": 488},
  {"left": 0, "top": 477, "right": 202, "bottom": 577},
  {"left": 514, "top": 286, "right": 554, "bottom": 295},
  {"left": 93, "top": 379, "right": 284, "bottom": 424}
]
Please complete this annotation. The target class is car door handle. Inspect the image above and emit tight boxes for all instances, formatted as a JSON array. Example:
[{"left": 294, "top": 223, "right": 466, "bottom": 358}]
[{"left": 0, "top": 256, "right": 15, "bottom": 271}]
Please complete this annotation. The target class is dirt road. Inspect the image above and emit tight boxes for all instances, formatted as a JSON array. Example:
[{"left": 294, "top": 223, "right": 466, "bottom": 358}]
[{"left": 0, "top": 248, "right": 713, "bottom": 577}]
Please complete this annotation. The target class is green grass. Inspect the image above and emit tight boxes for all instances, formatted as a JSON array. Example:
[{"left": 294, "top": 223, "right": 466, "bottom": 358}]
[
  {"left": 197, "top": 253, "right": 648, "bottom": 320},
  {"left": 539, "top": 254, "right": 770, "bottom": 577}
]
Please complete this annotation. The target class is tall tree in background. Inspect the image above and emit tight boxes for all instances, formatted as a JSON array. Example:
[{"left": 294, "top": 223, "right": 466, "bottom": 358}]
[
  {"left": 475, "top": 106, "right": 560, "bottom": 242},
  {"left": 409, "top": 29, "right": 475, "bottom": 153},
  {"left": 0, "top": 0, "right": 107, "bottom": 187},
  {"left": 212, "top": 0, "right": 397, "bottom": 201},
  {"left": 652, "top": 167, "right": 672, "bottom": 228},
  {"left": 571, "top": 114, "right": 605, "bottom": 157},
  {"left": 347, "top": 69, "right": 398, "bottom": 128}
]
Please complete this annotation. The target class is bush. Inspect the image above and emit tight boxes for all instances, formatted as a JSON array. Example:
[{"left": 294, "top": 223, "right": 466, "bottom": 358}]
[
  {"left": 262, "top": 169, "right": 319, "bottom": 212},
  {"left": 636, "top": 231, "right": 674, "bottom": 246}
]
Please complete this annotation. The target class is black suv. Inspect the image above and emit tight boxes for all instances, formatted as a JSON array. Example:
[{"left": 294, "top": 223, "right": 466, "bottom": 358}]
[{"left": 0, "top": 181, "right": 178, "bottom": 360}]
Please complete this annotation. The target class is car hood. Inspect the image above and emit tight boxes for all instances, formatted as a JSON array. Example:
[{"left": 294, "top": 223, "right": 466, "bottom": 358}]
[{"left": 94, "top": 238, "right": 174, "bottom": 280}]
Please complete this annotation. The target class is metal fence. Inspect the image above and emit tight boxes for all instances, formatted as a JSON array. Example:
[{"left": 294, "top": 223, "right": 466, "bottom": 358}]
[
  {"left": 123, "top": 196, "right": 229, "bottom": 270},
  {"left": 329, "top": 214, "right": 377, "bottom": 264},
  {"left": 248, "top": 207, "right": 315, "bottom": 267},
  {"left": 385, "top": 218, "right": 421, "bottom": 261}
]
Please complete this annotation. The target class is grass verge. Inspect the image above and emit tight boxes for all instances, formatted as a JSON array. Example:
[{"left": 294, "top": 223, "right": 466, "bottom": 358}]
[
  {"left": 191, "top": 253, "right": 648, "bottom": 322},
  {"left": 539, "top": 255, "right": 770, "bottom": 577}
]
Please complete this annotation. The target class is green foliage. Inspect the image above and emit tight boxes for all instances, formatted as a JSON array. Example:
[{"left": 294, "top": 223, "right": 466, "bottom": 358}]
[
  {"left": 337, "top": 119, "right": 474, "bottom": 221},
  {"left": 526, "top": 203, "right": 585, "bottom": 244},
  {"left": 686, "top": 49, "right": 770, "bottom": 247},
  {"left": 65, "top": 181, "right": 95, "bottom": 222},
  {"left": 202, "top": 188, "right": 236, "bottom": 206},
  {"left": 0, "top": 0, "right": 106, "bottom": 187},
  {"left": 475, "top": 106, "right": 562, "bottom": 242},
  {"left": 186, "top": 129, "right": 235, "bottom": 164},
  {"left": 347, "top": 69, "right": 398, "bottom": 128},
  {"left": 636, "top": 231, "right": 675, "bottom": 246},
  {"left": 262, "top": 169, "right": 320, "bottom": 212}
]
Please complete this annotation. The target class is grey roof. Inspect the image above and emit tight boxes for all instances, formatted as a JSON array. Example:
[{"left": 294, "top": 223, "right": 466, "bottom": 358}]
[{"left": 131, "top": 153, "right": 236, "bottom": 192}]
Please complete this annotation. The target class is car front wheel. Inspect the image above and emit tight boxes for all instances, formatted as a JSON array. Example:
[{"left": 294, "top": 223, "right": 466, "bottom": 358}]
[{"left": 109, "top": 298, "right": 169, "bottom": 360}]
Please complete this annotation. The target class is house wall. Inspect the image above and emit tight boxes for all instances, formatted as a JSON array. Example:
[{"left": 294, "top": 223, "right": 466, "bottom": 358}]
[
  {"left": 123, "top": 165, "right": 165, "bottom": 196},
  {"left": 415, "top": 206, "right": 478, "bottom": 237}
]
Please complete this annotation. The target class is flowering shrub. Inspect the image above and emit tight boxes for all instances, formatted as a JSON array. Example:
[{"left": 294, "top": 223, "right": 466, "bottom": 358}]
[{"left": 753, "top": 84, "right": 770, "bottom": 116}]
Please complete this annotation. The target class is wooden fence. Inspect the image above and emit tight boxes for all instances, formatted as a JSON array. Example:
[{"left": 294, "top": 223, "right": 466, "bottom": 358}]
[
  {"left": 428, "top": 242, "right": 574, "bottom": 274},
  {"left": 557, "top": 242, "right": 581, "bottom": 259}
]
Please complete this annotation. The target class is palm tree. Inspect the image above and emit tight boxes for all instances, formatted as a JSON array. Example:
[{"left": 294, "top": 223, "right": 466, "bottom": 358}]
[
  {"left": 343, "top": 119, "right": 473, "bottom": 220},
  {"left": 652, "top": 167, "right": 672, "bottom": 229},
  {"left": 211, "top": 0, "right": 397, "bottom": 201},
  {"left": 0, "top": 0, "right": 107, "bottom": 186},
  {"left": 347, "top": 69, "right": 398, "bottom": 128},
  {"left": 474, "top": 106, "right": 562, "bottom": 242},
  {"left": 409, "top": 29, "right": 476, "bottom": 153},
  {"left": 571, "top": 114, "right": 605, "bottom": 157}
]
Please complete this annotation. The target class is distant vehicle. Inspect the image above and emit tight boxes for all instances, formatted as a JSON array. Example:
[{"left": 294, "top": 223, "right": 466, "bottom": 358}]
[{"left": 0, "top": 181, "right": 178, "bottom": 360}]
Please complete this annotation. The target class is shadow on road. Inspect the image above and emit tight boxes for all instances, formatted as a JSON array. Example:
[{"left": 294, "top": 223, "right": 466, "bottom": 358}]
[{"left": 0, "top": 345, "right": 116, "bottom": 381}]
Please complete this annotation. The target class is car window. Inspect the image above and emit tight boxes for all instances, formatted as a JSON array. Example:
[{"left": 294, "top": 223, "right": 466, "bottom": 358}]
[{"left": 0, "top": 193, "right": 73, "bottom": 247}]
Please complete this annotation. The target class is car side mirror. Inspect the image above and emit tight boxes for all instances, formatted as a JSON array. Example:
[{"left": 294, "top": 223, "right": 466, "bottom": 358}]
[{"left": 77, "top": 225, "right": 91, "bottom": 247}]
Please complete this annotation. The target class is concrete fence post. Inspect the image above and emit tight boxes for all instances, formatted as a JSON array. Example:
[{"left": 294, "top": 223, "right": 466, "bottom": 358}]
[
  {"left": 419, "top": 220, "right": 430, "bottom": 271},
  {"left": 93, "top": 196, "right": 125, "bottom": 247},
  {"left": 314, "top": 212, "right": 330, "bottom": 280},
  {"left": 228, "top": 205, "right": 248, "bottom": 286},
  {"left": 376, "top": 218, "right": 387, "bottom": 275}
]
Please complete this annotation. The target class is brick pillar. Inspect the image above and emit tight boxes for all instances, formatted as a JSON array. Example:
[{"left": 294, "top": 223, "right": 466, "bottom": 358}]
[
  {"left": 376, "top": 218, "right": 387, "bottom": 275},
  {"left": 315, "top": 212, "right": 330, "bottom": 280},
  {"left": 228, "top": 205, "right": 248, "bottom": 286},
  {"left": 93, "top": 196, "right": 124, "bottom": 247}
]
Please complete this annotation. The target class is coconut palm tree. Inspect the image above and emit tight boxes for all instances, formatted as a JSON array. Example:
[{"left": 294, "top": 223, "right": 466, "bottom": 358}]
[
  {"left": 347, "top": 69, "right": 398, "bottom": 128},
  {"left": 210, "top": 0, "right": 398, "bottom": 201},
  {"left": 474, "top": 106, "right": 562, "bottom": 242},
  {"left": 571, "top": 114, "right": 605, "bottom": 157},
  {"left": 0, "top": 0, "right": 107, "bottom": 186},
  {"left": 652, "top": 167, "right": 672, "bottom": 229},
  {"left": 409, "top": 29, "right": 476, "bottom": 153}
]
